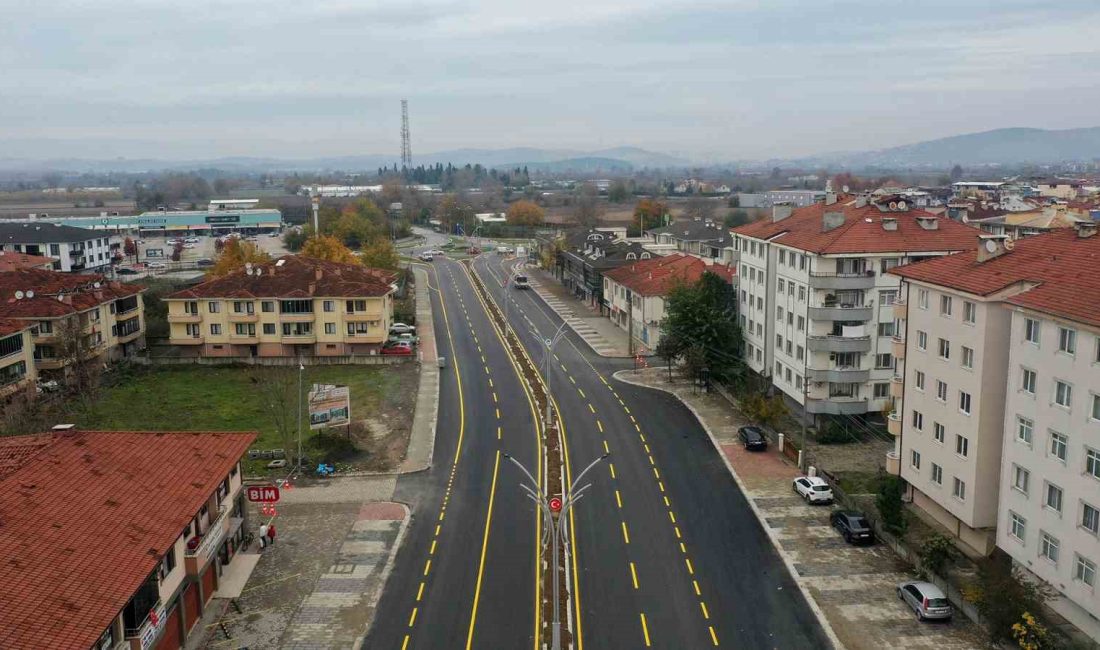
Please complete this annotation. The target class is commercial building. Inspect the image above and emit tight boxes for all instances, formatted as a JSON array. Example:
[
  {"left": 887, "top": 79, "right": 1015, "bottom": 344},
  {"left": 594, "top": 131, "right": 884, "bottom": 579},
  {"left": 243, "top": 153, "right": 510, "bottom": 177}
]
[
  {"left": 645, "top": 218, "right": 735, "bottom": 264},
  {"left": 0, "top": 222, "right": 120, "bottom": 272},
  {"left": 0, "top": 428, "right": 257, "bottom": 650},
  {"left": 552, "top": 228, "right": 652, "bottom": 310},
  {"left": 0, "top": 318, "right": 37, "bottom": 400},
  {"left": 164, "top": 255, "right": 397, "bottom": 358},
  {"left": 730, "top": 192, "right": 979, "bottom": 420},
  {"left": 890, "top": 224, "right": 1100, "bottom": 640},
  {"left": 603, "top": 253, "right": 735, "bottom": 349},
  {"left": 0, "top": 268, "right": 146, "bottom": 376},
  {"left": 1, "top": 200, "right": 283, "bottom": 237}
]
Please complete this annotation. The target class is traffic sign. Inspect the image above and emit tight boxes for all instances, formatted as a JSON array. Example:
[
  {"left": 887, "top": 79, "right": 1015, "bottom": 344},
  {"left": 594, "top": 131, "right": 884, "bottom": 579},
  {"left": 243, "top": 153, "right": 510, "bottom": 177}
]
[
  {"left": 246, "top": 485, "right": 281, "bottom": 503},
  {"left": 548, "top": 496, "right": 562, "bottom": 512}
]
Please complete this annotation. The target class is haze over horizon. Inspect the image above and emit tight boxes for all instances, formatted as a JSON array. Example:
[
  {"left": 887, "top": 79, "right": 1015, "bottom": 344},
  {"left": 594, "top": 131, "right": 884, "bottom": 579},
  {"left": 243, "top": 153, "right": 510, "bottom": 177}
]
[{"left": 3, "top": 0, "right": 1099, "bottom": 162}]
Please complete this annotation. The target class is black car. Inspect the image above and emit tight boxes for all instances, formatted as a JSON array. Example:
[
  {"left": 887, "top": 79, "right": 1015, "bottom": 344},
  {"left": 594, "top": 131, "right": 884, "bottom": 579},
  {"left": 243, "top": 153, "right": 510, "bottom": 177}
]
[
  {"left": 737, "top": 426, "right": 768, "bottom": 451},
  {"left": 830, "top": 510, "right": 875, "bottom": 545},
  {"left": 115, "top": 267, "right": 140, "bottom": 275},
  {"left": 195, "top": 258, "right": 214, "bottom": 267}
]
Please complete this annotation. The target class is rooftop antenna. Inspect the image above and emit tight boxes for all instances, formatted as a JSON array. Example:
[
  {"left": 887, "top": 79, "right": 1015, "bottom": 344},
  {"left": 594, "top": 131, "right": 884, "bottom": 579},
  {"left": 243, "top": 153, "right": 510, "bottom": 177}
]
[{"left": 400, "top": 99, "right": 412, "bottom": 170}]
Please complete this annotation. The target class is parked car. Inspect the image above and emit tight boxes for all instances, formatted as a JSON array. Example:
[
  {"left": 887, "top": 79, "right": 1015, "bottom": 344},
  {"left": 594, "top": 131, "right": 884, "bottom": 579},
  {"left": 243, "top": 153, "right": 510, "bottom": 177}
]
[
  {"left": 116, "top": 267, "right": 140, "bottom": 275},
  {"left": 793, "top": 476, "right": 833, "bottom": 504},
  {"left": 737, "top": 426, "right": 768, "bottom": 451},
  {"left": 419, "top": 252, "right": 434, "bottom": 262},
  {"left": 166, "top": 238, "right": 179, "bottom": 245},
  {"left": 897, "top": 581, "right": 952, "bottom": 621},
  {"left": 830, "top": 510, "right": 874, "bottom": 544},
  {"left": 146, "top": 261, "right": 167, "bottom": 270},
  {"left": 195, "top": 258, "right": 214, "bottom": 267},
  {"left": 389, "top": 332, "right": 420, "bottom": 345},
  {"left": 390, "top": 323, "right": 416, "bottom": 334},
  {"left": 381, "top": 341, "right": 414, "bottom": 356},
  {"left": 184, "top": 237, "right": 200, "bottom": 243}
]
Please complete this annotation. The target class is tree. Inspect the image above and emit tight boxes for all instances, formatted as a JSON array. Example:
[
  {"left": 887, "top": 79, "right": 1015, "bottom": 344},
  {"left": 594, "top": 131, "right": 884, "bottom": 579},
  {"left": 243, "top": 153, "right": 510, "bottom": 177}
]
[
  {"left": 506, "top": 200, "right": 545, "bottom": 226},
  {"left": 966, "top": 557, "right": 1052, "bottom": 645},
  {"left": 631, "top": 198, "right": 667, "bottom": 236},
  {"left": 655, "top": 333, "right": 683, "bottom": 382},
  {"left": 251, "top": 368, "right": 300, "bottom": 463},
  {"left": 663, "top": 270, "right": 741, "bottom": 384},
  {"left": 950, "top": 164, "right": 964, "bottom": 182},
  {"left": 875, "top": 474, "right": 908, "bottom": 535},
  {"left": 1012, "top": 612, "right": 1053, "bottom": 650},
  {"left": 607, "top": 180, "right": 630, "bottom": 203},
  {"left": 727, "top": 194, "right": 740, "bottom": 208},
  {"left": 56, "top": 316, "right": 100, "bottom": 405},
  {"left": 742, "top": 393, "right": 789, "bottom": 428},
  {"left": 282, "top": 229, "right": 307, "bottom": 252},
  {"left": 301, "top": 235, "right": 360, "bottom": 265},
  {"left": 358, "top": 240, "right": 400, "bottom": 270},
  {"left": 570, "top": 185, "right": 604, "bottom": 229},
  {"left": 170, "top": 241, "right": 183, "bottom": 262},
  {"left": 209, "top": 239, "right": 272, "bottom": 277},
  {"left": 123, "top": 237, "right": 137, "bottom": 262},
  {"left": 724, "top": 209, "right": 750, "bottom": 228}
]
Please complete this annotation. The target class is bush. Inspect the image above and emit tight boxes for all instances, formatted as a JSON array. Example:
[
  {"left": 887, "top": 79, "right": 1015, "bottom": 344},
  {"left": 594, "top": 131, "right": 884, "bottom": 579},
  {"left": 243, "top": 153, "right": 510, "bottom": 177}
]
[
  {"left": 875, "top": 474, "right": 908, "bottom": 535},
  {"left": 1012, "top": 612, "right": 1054, "bottom": 650},
  {"left": 919, "top": 534, "right": 954, "bottom": 575},
  {"left": 815, "top": 418, "right": 859, "bottom": 445},
  {"left": 308, "top": 431, "right": 358, "bottom": 463},
  {"left": 966, "top": 555, "right": 1052, "bottom": 645},
  {"left": 742, "top": 393, "right": 789, "bottom": 429}
]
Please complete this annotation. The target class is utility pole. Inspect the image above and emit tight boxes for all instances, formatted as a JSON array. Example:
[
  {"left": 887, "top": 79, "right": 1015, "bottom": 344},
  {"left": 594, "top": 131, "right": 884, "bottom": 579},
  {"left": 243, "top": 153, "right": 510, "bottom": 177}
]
[
  {"left": 626, "top": 289, "right": 634, "bottom": 356},
  {"left": 311, "top": 195, "right": 319, "bottom": 234},
  {"left": 504, "top": 452, "right": 608, "bottom": 650},
  {"left": 297, "top": 363, "right": 305, "bottom": 475},
  {"left": 400, "top": 99, "right": 412, "bottom": 169}
]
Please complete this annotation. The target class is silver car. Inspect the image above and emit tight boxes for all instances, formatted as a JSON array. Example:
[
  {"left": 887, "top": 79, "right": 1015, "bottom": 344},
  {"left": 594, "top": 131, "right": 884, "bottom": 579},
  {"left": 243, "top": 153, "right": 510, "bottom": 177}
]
[{"left": 897, "top": 581, "right": 952, "bottom": 621}]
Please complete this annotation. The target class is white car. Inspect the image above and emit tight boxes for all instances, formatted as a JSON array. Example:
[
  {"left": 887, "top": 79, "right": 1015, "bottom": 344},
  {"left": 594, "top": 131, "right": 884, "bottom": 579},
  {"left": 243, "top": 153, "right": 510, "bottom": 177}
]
[
  {"left": 146, "top": 261, "right": 167, "bottom": 269},
  {"left": 184, "top": 237, "right": 200, "bottom": 244},
  {"left": 390, "top": 323, "right": 416, "bottom": 334},
  {"left": 166, "top": 238, "right": 179, "bottom": 245},
  {"left": 183, "top": 243, "right": 196, "bottom": 249},
  {"left": 793, "top": 476, "right": 833, "bottom": 504}
]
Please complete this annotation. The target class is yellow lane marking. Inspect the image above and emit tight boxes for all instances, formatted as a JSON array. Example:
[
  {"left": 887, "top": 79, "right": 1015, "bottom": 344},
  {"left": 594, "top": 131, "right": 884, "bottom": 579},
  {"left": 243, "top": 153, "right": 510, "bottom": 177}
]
[
  {"left": 693, "top": 580, "right": 701, "bottom": 596},
  {"left": 640, "top": 613, "right": 652, "bottom": 647},
  {"left": 609, "top": 463, "right": 616, "bottom": 479},
  {"left": 628, "top": 414, "right": 635, "bottom": 422},
  {"left": 658, "top": 481, "right": 665, "bottom": 493},
  {"left": 402, "top": 635, "right": 410, "bottom": 650},
  {"left": 648, "top": 455, "right": 655, "bottom": 466},
  {"left": 493, "top": 392, "right": 498, "bottom": 403},
  {"left": 497, "top": 426, "right": 502, "bottom": 440},
  {"left": 700, "top": 601, "right": 710, "bottom": 620},
  {"left": 464, "top": 450, "right": 502, "bottom": 650},
  {"left": 488, "top": 378, "right": 494, "bottom": 388},
  {"left": 423, "top": 559, "right": 432, "bottom": 576},
  {"left": 602, "top": 440, "right": 610, "bottom": 454},
  {"left": 435, "top": 524, "right": 441, "bottom": 536},
  {"left": 652, "top": 467, "right": 660, "bottom": 480},
  {"left": 664, "top": 496, "right": 671, "bottom": 507},
  {"left": 630, "top": 562, "right": 639, "bottom": 589},
  {"left": 569, "top": 375, "right": 576, "bottom": 385},
  {"left": 484, "top": 365, "right": 490, "bottom": 374},
  {"left": 680, "top": 542, "right": 687, "bottom": 554},
  {"left": 621, "top": 522, "right": 631, "bottom": 544},
  {"left": 429, "top": 540, "right": 437, "bottom": 555},
  {"left": 417, "top": 582, "right": 425, "bottom": 601},
  {"left": 634, "top": 423, "right": 641, "bottom": 432},
  {"left": 597, "top": 420, "right": 604, "bottom": 433},
  {"left": 639, "top": 433, "right": 646, "bottom": 443},
  {"left": 644, "top": 444, "right": 651, "bottom": 454},
  {"left": 685, "top": 558, "right": 694, "bottom": 575},
  {"left": 439, "top": 511, "right": 445, "bottom": 522},
  {"left": 560, "top": 363, "right": 567, "bottom": 372},
  {"left": 674, "top": 526, "right": 682, "bottom": 539},
  {"left": 408, "top": 607, "right": 418, "bottom": 627},
  {"left": 495, "top": 408, "right": 501, "bottom": 419},
  {"left": 577, "top": 388, "right": 586, "bottom": 398},
  {"left": 709, "top": 626, "right": 719, "bottom": 646},
  {"left": 615, "top": 490, "right": 622, "bottom": 509},
  {"left": 588, "top": 404, "right": 595, "bottom": 414},
  {"left": 669, "top": 512, "right": 676, "bottom": 524}
]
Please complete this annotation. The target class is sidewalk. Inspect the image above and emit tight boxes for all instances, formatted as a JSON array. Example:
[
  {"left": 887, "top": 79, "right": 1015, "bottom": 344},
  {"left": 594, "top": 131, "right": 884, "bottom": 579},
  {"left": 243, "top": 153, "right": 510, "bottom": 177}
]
[
  {"left": 524, "top": 265, "right": 633, "bottom": 357},
  {"left": 615, "top": 368, "right": 985, "bottom": 650},
  {"left": 401, "top": 266, "right": 439, "bottom": 473}
]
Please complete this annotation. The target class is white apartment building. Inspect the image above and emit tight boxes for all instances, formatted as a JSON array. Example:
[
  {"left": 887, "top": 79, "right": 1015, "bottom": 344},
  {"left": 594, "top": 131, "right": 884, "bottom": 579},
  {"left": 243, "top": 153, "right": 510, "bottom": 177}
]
[
  {"left": 891, "top": 224, "right": 1100, "bottom": 641},
  {"left": 730, "top": 193, "right": 979, "bottom": 420},
  {"left": 0, "top": 222, "right": 119, "bottom": 272}
]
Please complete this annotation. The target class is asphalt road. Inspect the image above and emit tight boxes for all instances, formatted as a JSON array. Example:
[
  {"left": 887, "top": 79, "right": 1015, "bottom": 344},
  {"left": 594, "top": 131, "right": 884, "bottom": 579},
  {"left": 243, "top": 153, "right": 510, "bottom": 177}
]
[
  {"left": 472, "top": 253, "right": 831, "bottom": 649},
  {"left": 366, "top": 257, "right": 543, "bottom": 650}
]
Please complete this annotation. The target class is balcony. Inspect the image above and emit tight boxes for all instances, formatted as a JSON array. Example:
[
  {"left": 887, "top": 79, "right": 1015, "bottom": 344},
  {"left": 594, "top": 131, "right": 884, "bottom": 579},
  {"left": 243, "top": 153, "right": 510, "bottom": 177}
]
[
  {"left": 281, "top": 333, "right": 317, "bottom": 344},
  {"left": 229, "top": 334, "right": 259, "bottom": 344},
  {"left": 890, "top": 374, "right": 904, "bottom": 398},
  {"left": 808, "top": 271, "right": 877, "bottom": 290},
  {"left": 0, "top": 375, "right": 30, "bottom": 398},
  {"left": 893, "top": 299, "right": 908, "bottom": 320},
  {"left": 35, "top": 357, "right": 66, "bottom": 370},
  {"left": 169, "top": 335, "right": 204, "bottom": 345},
  {"left": 804, "top": 396, "right": 868, "bottom": 415},
  {"left": 887, "top": 411, "right": 902, "bottom": 436},
  {"left": 807, "top": 304, "right": 873, "bottom": 322},
  {"left": 167, "top": 313, "right": 202, "bottom": 323},
  {"left": 891, "top": 335, "right": 906, "bottom": 359},
  {"left": 806, "top": 366, "right": 870, "bottom": 383},
  {"left": 117, "top": 327, "right": 143, "bottom": 344},
  {"left": 806, "top": 335, "right": 872, "bottom": 353},
  {"left": 124, "top": 600, "right": 167, "bottom": 649},
  {"left": 228, "top": 312, "right": 259, "bottom": 323},
  {"left": 345, "top": 312, "right": 382, "bottom": 322},
  {"left": 279, "top": 312, "right": 315, "bottom": 322},
  {"left": 885, "top": 451, "right": 901, "bottom": 476},
  {"left": 185, "top": 505, "right": 230, "bottom": 574}
]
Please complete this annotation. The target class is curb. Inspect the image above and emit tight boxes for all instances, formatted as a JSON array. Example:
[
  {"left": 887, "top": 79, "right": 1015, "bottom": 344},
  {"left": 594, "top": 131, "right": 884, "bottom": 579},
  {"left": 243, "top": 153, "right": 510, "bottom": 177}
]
[
  {"left": 354, "top": 502, "right": 413, "bottom": 650},
  {"left": 397, "top": 266, "right": 440, "bottom": 475},
  {"left": 612, "top": 369, "right": 846, "bottom": 650}
]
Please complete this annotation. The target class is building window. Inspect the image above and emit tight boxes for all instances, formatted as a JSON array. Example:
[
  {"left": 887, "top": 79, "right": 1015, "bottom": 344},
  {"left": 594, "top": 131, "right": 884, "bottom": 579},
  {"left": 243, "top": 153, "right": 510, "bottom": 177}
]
[
  {"left": 234, "top": 323, "right": 255, "bottom": 336},
  {"left": 1021, "top": 368, "right": 1036, "bottom": 394},
  {"left": 775, "top": 361, "right": 781, "bottom": 376},
  {"left": 795, "top": 374, "right": 803, "bottom": 389},
  {"left": 938, "top": 338, "right": 950, "bottom": 360},
  {"left": 1010, "top": 512, "right": 1027, "bottom": 542},
  {"left": 1058, "top": 327, "right": 1076, "bottom": 355},
  {"left": 158, "top": 547, "right": 176, "bottom": 580},
  {"left": 918, "top": 289, "right": 928, "bottom": 309},
  {"left": 1088, "top": 448, "right": 1100, "bottom": 480},
  {"left": 873, "top": 383, "right": 889, "bottom": 399},
  {"left": 796, "top": 345, "right": 804, "bottom": 361},
  {"left": 323, "top": 300, "right": 335, "bottom": 312},
  {"left": 1045, "top": 483, "right": 1064, "bottom": 513},
  {"left": 208, "top": 301, "right": 220, "bottom": 313},
  {"left": 1092, "top": 394, "right": 1100, "bottom": 421},
  {"left": 914, "top": 370, "right": 925, "bottom": 391},
  {"left": 1025, "top": 317, "right": 1040, "bottom": 344},
  {"left": 779, "top": 250, "right": 786, "bottom": 265},
  {"left": 1055, "top": 380, "right": 1073, "bottom": 408},
  {"left": 940, "top": 295, "right": 952, "bottom": 317},
  {"left": 798, "top": 286, "right": 805, "bottom": 302},
  {"left": 233, "top": 301, "right": 254, "bottom": 314},
  {"left": 776, "top": 306, "right": 783, "bottom": 321},
  {"left": 785, "top": 367, "right": 792, "bottom": 383},
  {"left": 933, "top": 422, "right": 945, "bottom": 443},
  {"left": 1017, "top": 416, "right": 1034, "bottom": 445},
  {"left": 1096, "top": 336, "right": 1100, "bottom": 363},
  {"left": 324, "top": 322, "right": 336, "bottom": 334},
  {"left": 931, "top": 463, "right": 943, "bottom": 485},
  {"left": 876, "top": 353, "right": 893, "bottom": 369},
  {"left": 1049, "top": 431, "right": 1068, "bottom": 462},
  {"left": 917, "top": 331, "right": 928, "bottom": 350},
  {"left": 796, "top": 315, "right": 805, "bottom": 331},
  {"left": 776, "top": 334, "right": 783, "bottom": 348},
  {"left": 910, "top": 450, "right": 921, "bottom": 469},
  {"left": 1013, "top": 465, "right": 1030, "bottom": 494},
  {"left": 955, "top": 435, "right": 969, "bottom": 458},
  {"left": 799, "top": 255, "right": 806, "bottom": 271},
  {"left": 1082, "top": 503, "right": 1100, "bottom": 535},
  {"left": 912, "top": 410, "right": 924, "bottom": 431},
  {"left": 936, "top": 380, "right": 948, "bottom": 402},
  {"left": 210, "top": 324, "right": 221, "bottom": 335},
  {"left": 879, "top": 290, "right": 897, "bottom": 306},
  {"left": 1075, "top": 556, "right": 1096, "bottom": 587},
  {"left": 952, "top": 477, "right": 966, "bottom": 501},
  {"left": 956, "top": 346, "right": 972, "bottom": 369},
  {"left": 1040, "top": 532, "right": 1060, "bottom": 564},
  {"left": 262, "top": 323, "right": 276, "bottom": 335},
  {"left": 877, "top": 322, "right": 895, "bottom": 337},
  {"left": 281, "top": 299, "right": 313, "bottom": 314},
  {"left": 959, "top": 391, "right": 971, "bottom": 415},
  {"left": 777, "top": 279, "right": 785, "bottom": 293},
  {"left": 963, "top": 301, "right": 976, "bottom": 324},
  {"left": 262, "top": 301, "right": 274, "bottom": 313}
]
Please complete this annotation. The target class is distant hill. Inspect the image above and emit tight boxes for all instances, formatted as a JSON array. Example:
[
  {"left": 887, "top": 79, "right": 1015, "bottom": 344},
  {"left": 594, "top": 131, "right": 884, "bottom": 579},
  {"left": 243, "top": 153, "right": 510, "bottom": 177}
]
[{"left": 831, "top": 127, "right": 1100, "bottom": 167}]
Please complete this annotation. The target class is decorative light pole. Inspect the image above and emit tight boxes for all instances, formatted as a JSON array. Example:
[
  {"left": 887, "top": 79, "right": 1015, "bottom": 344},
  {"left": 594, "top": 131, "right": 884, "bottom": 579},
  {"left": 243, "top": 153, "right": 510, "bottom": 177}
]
[{"left": 532, "top": 322, "right": 568, "bottom": 426}]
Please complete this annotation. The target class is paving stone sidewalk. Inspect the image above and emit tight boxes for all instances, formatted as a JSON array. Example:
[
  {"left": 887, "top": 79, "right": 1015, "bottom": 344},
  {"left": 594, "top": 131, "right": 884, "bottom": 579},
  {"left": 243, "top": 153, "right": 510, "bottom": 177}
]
[
  {"left": 523, "top": 266, "right": 633, "bottom": 357},
  {"left": 616, "top": 368, "right": 986, "bottom": 650}
]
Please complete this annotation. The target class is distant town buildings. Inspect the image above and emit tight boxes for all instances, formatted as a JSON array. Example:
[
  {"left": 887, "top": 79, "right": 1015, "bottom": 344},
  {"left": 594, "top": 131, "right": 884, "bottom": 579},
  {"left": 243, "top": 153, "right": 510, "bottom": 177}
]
[
  {"left": 0, "top": 200, "right": 283, "bottom": 238},
  {"left": 644, "top": 218, "right": 735, "bottom": 265},
  {"left": 0, "top": 222, "right": 119, "bottom": 272}
]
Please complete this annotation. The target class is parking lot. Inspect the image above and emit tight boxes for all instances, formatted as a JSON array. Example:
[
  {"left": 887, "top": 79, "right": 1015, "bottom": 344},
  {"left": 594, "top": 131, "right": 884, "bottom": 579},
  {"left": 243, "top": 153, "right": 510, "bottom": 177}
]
[{"left": 114, "top": 231, "right": 291, "bottom": 279}]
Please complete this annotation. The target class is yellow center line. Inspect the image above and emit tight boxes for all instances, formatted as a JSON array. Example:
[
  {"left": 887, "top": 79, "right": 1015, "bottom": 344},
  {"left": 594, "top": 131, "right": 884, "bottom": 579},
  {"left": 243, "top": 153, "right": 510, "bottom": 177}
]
[
  {"left": 408, "top": 607, "right": 418, "bottom": 627},
  {"left": 644, "top": 443, "right": 651, "bottom": 454},
  {"left": 621, "top": 521, "right": 631, "bottom": 544},
  {"left": 493, "top": 392, "right": 498, "bottom": 403},
  {"left": 569, "top": 375, "right": 576, "bottom": 385},
  {"left": 664, "top": 496, "right": 671, "bottom": 507},
  {"left": 417, "top": 582, "right": 425, "bottom": 601},
  {"left": 658, "top": 481, "right": 665, "bottom": 493},
  {"left": 630, "top": 562, "right": 639, "bottom": 589},
  {"left": 680, "top": 542, "right": 687, "bottom": 554},
  {"left": 402, "top": 635, "right": 410, "bottom": 650},
  {"left": 602, "top": 440, "right": 610, "bottom": 454},
  {"left": 497, "top": 426, "right": 502, "bottom": 440},
  {"left": 597, "top": 420, "right": 604, "bottom": 433},
  {"left": 652, "top": 467, "right": 660, "bottom": 480},
  {"left": 429, "top": 540, "right": 437, "bottom": 555},
  {"left": 638, "top": 433, "right": 646, "bottom": 443},
  {"left": 648, "top": 455, "right": 656, "bottom": 466},
  {"left": 674, "top": 526, "right": 682, "bottom": 539},
  {"left": 609, "top": 463, "right": 617, "bottom": 479},
  {"left": 693, "top": 580, "right": 701, "bottom": 596},
  {"left": 634, "top": 423, "right": 641, "bottom": 432},
  {"left": 588, "top": 404, "right": 595, "bottom": 414},
  {"left": 669, "top": 511, "right": 676, "bottom": 524},
  {"left": 435, "top": 524, "right": 441, "bottom": 536},
  {"left": 640, "top": 613, "right": 652, "bottom": 647},
  {"left": 709, "top": 626, "right": 719, "bottom": 646},
  {"left": 577, "top": 388, "right": 586, "bottom": 398},
  {"left": 488, "top": 378, "right": 494, "bottom": 388},
  {"left": 685, "top": 558, "right": 694, "bottom": 575},
  {"left": 495, "top": 408, "right": 501, "bottom": 419},
  {"left": 423, "top": 559, "right": 432, "bottom": 576},
  {"left": 464, "top": 450, "right": 502, "bottom": 650},
  {"left": 700, "top": 601, "right": 710, "bottom": 619}
]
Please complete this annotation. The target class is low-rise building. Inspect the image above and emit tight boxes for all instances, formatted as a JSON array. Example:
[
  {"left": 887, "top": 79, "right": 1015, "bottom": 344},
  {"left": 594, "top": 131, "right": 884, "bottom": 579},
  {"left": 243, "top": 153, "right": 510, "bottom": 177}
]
[
  {"left": 890, "top": 224, "right": 1100, "bottom": 640},
  {"left": 0, "top": 268, "right": 146, "bottom": 376},
  {"left": 552, "top": 229, "right": 652, "bottom": 309},
  {"left": 603, "top": 253, "right": 735, "bottom": 348},
  {"left": 165, "top": 255, "right": 397, "bottom": 358},
  {"left": 0, "top": 222, "right": 119, "bottom": 271},
  {"left": 0, "top": 428, "right": 257, "bottom": 650},
  {"left": 0, "top": 250, "right": 56, "bottom": 272},
  {"left": 0, "top": 318, "right": 36, "bottom": 400},
  {"left": 645, "top": 219, "right": 735, "bottom": 264}
]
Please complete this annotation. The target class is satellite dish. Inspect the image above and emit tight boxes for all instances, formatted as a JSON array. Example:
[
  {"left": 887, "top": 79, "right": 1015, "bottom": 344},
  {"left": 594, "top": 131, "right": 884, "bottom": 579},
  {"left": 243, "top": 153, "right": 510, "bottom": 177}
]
[
  {"left": 1004, "top": 239, "right": 1015, "bottom": 251},
  {"left": 984, "top": 240, "right": 998, "bottom": 253},
  {"left": 57, "top": 294, "right": 65, "bottom": 302},
  {"left": 888, "top": 201, "right": 898, "bottom": 210},
  {"left": 14, "top": 290, "right": 24, "bottom": 299},
  {"left": 93, "top": 281, "right": 101, "bottom": 288},
  {"left": 245, "top": 262, "right": 253, "bottom": 270},
  {"left": 842, "top": 185, "right": 850, "bottom": 193},
  {"left": 255, "top": 268, "right": 262, "bottom": 276},
  {"left": 897, "top": 200, "right": 907, "bottom": 211},
  {"left": 25, "top": 290, "right": 34, "bottom": 298}
]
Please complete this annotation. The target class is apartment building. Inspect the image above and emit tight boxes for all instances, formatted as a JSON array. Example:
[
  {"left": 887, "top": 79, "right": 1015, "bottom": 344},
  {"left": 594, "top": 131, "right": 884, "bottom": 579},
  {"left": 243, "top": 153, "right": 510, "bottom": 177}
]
[
  {"left": 0, "top": 268, "right": 146, "bottom": 376},
  {"left": 892, "top": 224, "right": 1100, "bottom": 640},
  {"left": 0, "top": 222, "right": 120, "bottom": 271},
  {"left": 644, "top": 219, "right": 736, "bottom": 264},
  {"left": 0, "top": 318, "right": 37, "bottom": 400},
  {"left": 0, "top": 428, "right": 256, "bottom": 650},
  {"left": 603, "top": 253, "right": 735, "bottom": 348},
  {"left": 730, "top": 193, "right": 979, "bottom": 420},
  {"left": 165, "top": 255, "right": 397, "bottom": 358}
]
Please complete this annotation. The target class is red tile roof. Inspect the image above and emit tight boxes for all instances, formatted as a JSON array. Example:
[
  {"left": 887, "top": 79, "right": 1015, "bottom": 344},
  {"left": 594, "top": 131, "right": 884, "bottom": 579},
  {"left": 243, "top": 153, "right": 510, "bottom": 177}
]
[
  {"left": 167, "top": 255, "right": 397, "bottom": 300},
  {"left": 604, "top": 253, "right": 735, "bottom": 296},
  {"left": 731, "top": 195, "right": 982, "bottom": 254},
  {"left": 0, "top": 430, "right": 257, "bottom": 650},
  {"left": 890, "top": 228, "right": 1100, "bottom": 328},
  {"left": 0, "top": 269, "right": 144, "bottom": 319},
  {"left": 0, "top": 251, "right": 55, "bottom": 272},
  {"left": 0, "top": 317, "right": 32, "bottom": 337}
]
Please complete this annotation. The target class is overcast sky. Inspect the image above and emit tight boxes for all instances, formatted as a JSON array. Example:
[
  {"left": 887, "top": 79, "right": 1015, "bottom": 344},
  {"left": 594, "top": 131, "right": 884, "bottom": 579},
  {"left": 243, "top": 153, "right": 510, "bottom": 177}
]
[{"left": 1, "top": 0, "right": 1098, "bottom": 162}]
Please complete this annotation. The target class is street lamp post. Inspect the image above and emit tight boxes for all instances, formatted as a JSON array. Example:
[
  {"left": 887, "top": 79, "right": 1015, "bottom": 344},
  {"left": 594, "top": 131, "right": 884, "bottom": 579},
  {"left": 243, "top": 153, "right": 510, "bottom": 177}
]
[
  {"left": 296, "top": 363, "right": 305, "bottom": 475},
  {"left": 532, "top": 322, "right": 568, "bottom": 426},
  {"left": 503, "top": 452, "right": 608, "bottom": 650}
]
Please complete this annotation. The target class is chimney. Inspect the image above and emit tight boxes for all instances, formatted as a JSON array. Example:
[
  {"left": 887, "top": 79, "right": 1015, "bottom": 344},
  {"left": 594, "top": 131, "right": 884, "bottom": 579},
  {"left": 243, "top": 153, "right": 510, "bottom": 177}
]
[
  {"left": 315, "top": 267, "right": 323, "bottom": 280},
  {"left": 771, "top": 203, "right": 793, "bottom": 222},
  {"left": 882, "top": 217, "right": 898, "bottom": 231},
  {"left": 976, "top": 235, "right": 1011, "bottom": 263},
  {"left": 823, "top": 211, "right": 845, "bottom": 232},
  {"left": 916, "top": 216, "right": 939, "bottom": 230},
  {"left": 1076, "top": 221, "right": 1098, "bottom": 239},
  {"left": 824, "top": 179, "right": 837, "bottom": 205}
]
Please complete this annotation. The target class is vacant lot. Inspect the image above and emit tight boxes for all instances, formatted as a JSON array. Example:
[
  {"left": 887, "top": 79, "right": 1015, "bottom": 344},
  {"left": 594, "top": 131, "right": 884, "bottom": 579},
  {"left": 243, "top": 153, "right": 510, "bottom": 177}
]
[{"left": 68, "top": 363, "right": 418, "bottom": 472}]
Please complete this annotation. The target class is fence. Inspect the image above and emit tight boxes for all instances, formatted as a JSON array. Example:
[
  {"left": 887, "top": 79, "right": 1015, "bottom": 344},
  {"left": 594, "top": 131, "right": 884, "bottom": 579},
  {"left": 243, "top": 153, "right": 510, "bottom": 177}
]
[{"left": 136, "top": 355, "right": 410, "bottom": 367}]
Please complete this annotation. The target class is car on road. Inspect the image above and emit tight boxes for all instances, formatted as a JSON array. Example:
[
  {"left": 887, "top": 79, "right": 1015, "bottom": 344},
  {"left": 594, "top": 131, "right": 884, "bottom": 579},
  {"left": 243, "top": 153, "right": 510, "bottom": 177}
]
[
  {"left": 830, "top": 510, "right": 874, "bottom": 544},
  {"left": 897, "top": 581, "right": 952, "bottom": 621},
  {"left": 146, "top": 261, "right": 167, "bottom": 270},
  {"left": 793, "top": 476, "right": 833, "bottom": 504},
  {"left": 196, "top": 258, "right": 214, "bottom": 267},
  {"left": 116, "top": 267, "right": 140, "bottom": 275},
  {"left": 418, "top": 252, "right": 434, "bottom": 262},
  {"left": 389, "top": 323, "right": 416, "bottom": 334},
  {"left": 513, "top": 274, "right": 530, "bottom": 289},
  {"left": 737, "top": 425, "right": 768, "bottom": 451},
  {"left": 381, "top": 341, "right": 414, "bottom": 356}
]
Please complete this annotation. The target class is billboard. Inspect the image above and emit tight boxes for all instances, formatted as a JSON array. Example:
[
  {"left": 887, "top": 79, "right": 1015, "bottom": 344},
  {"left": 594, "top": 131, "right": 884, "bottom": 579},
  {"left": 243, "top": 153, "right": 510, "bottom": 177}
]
[{"left": 308, "top": 384, "right": 351, "bottom": 429}]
